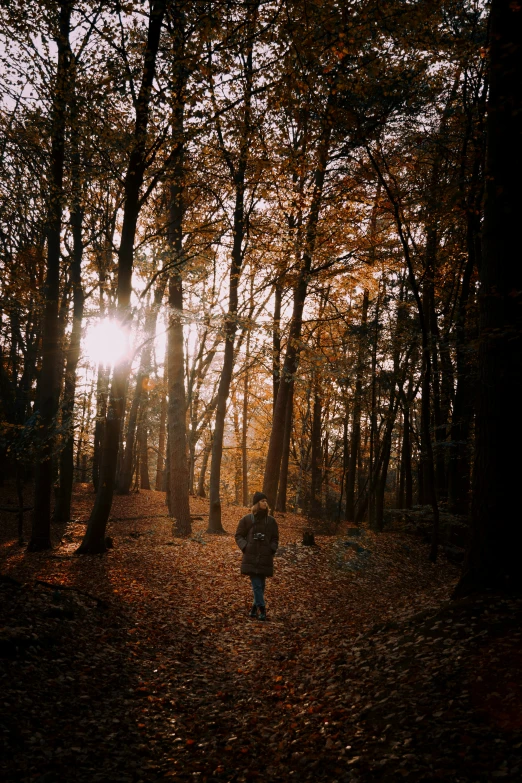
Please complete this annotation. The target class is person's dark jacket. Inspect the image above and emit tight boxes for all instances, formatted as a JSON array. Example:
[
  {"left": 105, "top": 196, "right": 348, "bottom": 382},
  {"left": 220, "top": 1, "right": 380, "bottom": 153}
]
[{"left": 235, "top": 510, "right": 279, "bottom": 577}]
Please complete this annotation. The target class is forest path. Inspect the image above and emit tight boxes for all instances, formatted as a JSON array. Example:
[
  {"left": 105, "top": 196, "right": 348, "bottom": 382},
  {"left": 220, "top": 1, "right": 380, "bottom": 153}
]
[{"left": 5, "top": 487, "right": 521, "bottom": 782}]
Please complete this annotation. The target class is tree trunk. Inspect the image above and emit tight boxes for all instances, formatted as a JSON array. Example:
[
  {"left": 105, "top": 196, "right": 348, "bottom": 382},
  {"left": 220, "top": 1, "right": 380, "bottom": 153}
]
[
  {"left": 138, "top": 418, "right": 150, "bottom": 489},
  {"left": 207, "top": 4, "right": 258, "bottom": 533},
  {"left": 368, "top": 147, "right": 440, "bottom": 560},
  {"left": 241, "top": 333, "right": 250, "bottom": 507},
  {"left": 401, "top": 406, "right": 413, "bottom": 508},
  {"left": 155, "top": 380, "right": 167, "bottom": 491},
  {"left": 263, "top": 119, "right": 333, "bottom": 506},
  {"left": 275, "top": 382, "right": 294, "bottom": 513},
  {"left": 28, "top": 1, "right": 72, "bottom": 551},
  {"left": 118, "top": 281, "right": 165, "bottom": 495},
  {"left": 77, "top": 0, "right": 167, "bottom": 554},
  {"left": 167, "top": 217, "right": 191, "bottom": 534},
  {"left": 197, "top": 434, "right": 212, "bottom": 498},
  {"left": 233, "top": 401, "right": 242, "bottom": 504},
  {"left": 455, "top": 0, "right": 522, "bottom": 594},
  {"left": 272, "top": 281, "right": 282, "bottom": 415},
  {"left": 367, "top": 284, "right": 381, "bottom": 527},
  {"left": 310, "top": 386, "right": 322, "bottom": 517},
  {"left": 374, "top": 440, "right": 392, "bottom": 532},
  {"left": 345, "top": 290, "right": 369, "bottom": 521},
  {"left": 448, "top": 221, "right": 481, "bottom": 513},
  {"left": 337, "top": 410, "right": 349, "bottom": 521},
  {"left": 54, "top": 73, "right": 85, "bottom": 523},
  {"left": 92, "top": 363, "right": 109, "bottom": 492}
]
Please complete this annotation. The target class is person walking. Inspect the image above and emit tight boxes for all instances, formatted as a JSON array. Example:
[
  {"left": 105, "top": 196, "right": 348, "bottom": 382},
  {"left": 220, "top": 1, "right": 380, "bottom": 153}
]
[{"left": 235, "top": 491, "right": 279, "bottom": 620}]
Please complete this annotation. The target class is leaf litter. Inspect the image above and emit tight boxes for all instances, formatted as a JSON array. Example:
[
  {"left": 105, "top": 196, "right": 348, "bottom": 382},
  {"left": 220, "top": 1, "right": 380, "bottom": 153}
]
[{"left": 1, "top": 485, "right": 521, "bottom": 782}]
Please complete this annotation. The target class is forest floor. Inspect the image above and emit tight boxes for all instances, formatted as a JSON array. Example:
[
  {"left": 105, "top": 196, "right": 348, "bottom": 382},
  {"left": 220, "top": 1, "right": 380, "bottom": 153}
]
[{"left": 1, "top": 485, "right": 521, "bottom": 783}]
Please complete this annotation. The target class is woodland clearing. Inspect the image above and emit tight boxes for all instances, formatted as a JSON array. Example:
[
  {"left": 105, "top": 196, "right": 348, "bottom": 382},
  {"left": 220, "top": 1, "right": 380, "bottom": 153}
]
[{"left": 1, "top": 486, "right": 521, "bottom": 783}]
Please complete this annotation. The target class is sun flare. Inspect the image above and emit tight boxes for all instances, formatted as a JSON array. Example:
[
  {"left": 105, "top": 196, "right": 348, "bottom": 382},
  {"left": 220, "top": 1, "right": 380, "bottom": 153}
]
[{"left": 83, "top": 319, "right": 128, "bottom": 367}]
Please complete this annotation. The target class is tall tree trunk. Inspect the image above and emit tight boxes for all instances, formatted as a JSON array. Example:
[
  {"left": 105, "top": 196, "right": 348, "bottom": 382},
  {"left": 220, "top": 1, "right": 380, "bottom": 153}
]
[
  {"left": 272, "top": 281, "right": 282, "bottom": 415},
  {"left": 207, "top": 235, "right": 243, "bottom": 531},
  {"left": 310, "top": 385, "right": 322, "bottom": 517},
  {"left": 367, "top": 284, "right": 381, "bottom": 527},
  {"left": 197, "top": 433, "right": 212, "bottom": 498},
  {"left": 368, "top": 147, "right": 440, "bottom": 561},
  {"left": 241, "top": 322, "right": 251, "bottom": 507},
  {"left": 207, "top": 3, "right": 258, "bottom": 533},
  {"left": 138, "top": 418, "right": 150, "bottom": 489},
  {"left": 448, "top": 205, "right": 483, "bottom": 512},
  {"left": 54, "top": 68, "right": 85, "bottom": 522},
  {"left": 263, "top": 117, "right": 333, "bottom": 506},
  {"left": 374, "top": 440, "right": 392, "bottom": 532},
  {"left": 275, "top": 382, "right": 294, "bottom": 512},
  {"left": 233, "top": 401, "right": 242, "bottom": 504},
  {"left": 155, "top": 378, "right": 167, "bottom": 491},
  {"left": 455, "top": 0, "right": 522, "bottom": 594},
  {"left": 167, "top": 169, "right": 191, "bottom": 534},
  {"left": 75, "top": 377, "right": 90, "bottom": 480},
  {"left": 401, "top": 405, "right": 413, "bottom": 509},
  {"left": 118, "top": 283, "right": 165, "bottom": 494},
  {"left": 92, "top": 362, "right": 109, "bottom": 492},
  {"left": 345, "top": 289, "right": 369, "bottom": 522},
  {"left": 78, "top": 0, "right": 167, "bottom": 554},
  {"left": 338, "top": 409, "right": 349, "bottom": 522},
  {"left": 28, "top": 1, "right": 72, "bottom": 551}
]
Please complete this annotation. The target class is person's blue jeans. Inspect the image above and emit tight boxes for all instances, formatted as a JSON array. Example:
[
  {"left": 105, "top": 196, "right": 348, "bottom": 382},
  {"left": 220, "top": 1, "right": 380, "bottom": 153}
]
[{"left": 250, "top": 575, "right": 266, "bottom": 607}]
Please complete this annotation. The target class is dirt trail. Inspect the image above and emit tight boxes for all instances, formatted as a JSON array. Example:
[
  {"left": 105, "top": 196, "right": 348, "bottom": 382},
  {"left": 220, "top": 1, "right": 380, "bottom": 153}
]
[{"left": 2, "top": 488, "right": 521, "bottom": 782}]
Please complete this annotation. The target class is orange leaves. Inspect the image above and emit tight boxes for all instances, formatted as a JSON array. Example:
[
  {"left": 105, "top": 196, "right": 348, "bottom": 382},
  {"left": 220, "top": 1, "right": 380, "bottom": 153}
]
[{"left": 3, "top": 485, "right": 511, "bottom": 782}]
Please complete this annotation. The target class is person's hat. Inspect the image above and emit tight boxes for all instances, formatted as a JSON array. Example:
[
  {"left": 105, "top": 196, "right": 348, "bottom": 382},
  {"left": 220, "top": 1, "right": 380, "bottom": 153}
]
[{"left": 252, "top": 491, "right": 268, "bottom": 505}]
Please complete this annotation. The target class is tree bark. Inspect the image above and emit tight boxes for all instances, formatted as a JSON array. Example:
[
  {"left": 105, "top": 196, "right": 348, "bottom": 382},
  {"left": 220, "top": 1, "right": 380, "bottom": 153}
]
[
  {"left": 77, "top": 0, "right": 167, "bottom": 554},
  {"left": 367, "top": 284, "right": 381, "bottom": 527},
  {"left": 207, "top": 3, "right": 258, "bottom": 533},
  {"left": 345, "top": 289, "right": 369, "bottom": 522},
  {"left": 155, "top": 376, "right": 167, "bottom": 491},
  {"left": 275, "top": 382, "right": 294, "bottom": 513},
  {"left": 117, "top": 281, "right": 165, "bottom": 495},
  {"left": 368, "top": 147, "right": 440, "bottom": 561},
  {"left": 310, "top": 385, "right": 322, "bottom": 517},
  {"left": 28, "top": 1, "right": 72, "bottom": 551},
  {"left": 138, "top": 418, "right": 150, "bottom": 489},
  {"left": 241, "top": 320, "right": 251, "bottom": 507},
  {"left": 197, "top": 433, "right": 212, "bottom": 498},
  {"left": 167, "top": 185, "right": 191, "bottom": 534},
  {"left": 455, "top": 0, "right": 522, "bottom": 594},
  {"left": 54, "top": 64, "right": 85, "bottom": 523},
  {"left": 263, "top": 116, "right": 333, "bottom": 506},
  {"left": 400, "top": 405, "right": 413, "bottom": 508},
  {"left": 272, "top": 281, "right": 282, "bottom": 415}
]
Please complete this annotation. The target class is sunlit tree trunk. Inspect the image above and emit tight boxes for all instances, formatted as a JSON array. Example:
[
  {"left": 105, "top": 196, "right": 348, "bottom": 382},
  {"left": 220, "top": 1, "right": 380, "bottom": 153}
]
[
  {"left": 118, "top": 282, "right": 165, "bottom": 495},
  {"left": 77, "top": 0, "right": 167, "bottom": 554}
]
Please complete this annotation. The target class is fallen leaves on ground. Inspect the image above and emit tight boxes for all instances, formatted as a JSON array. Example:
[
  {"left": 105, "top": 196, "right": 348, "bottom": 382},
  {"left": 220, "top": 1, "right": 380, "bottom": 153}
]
[{"left": 1, "top": 485, "right": 521, "bottom": 782}]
